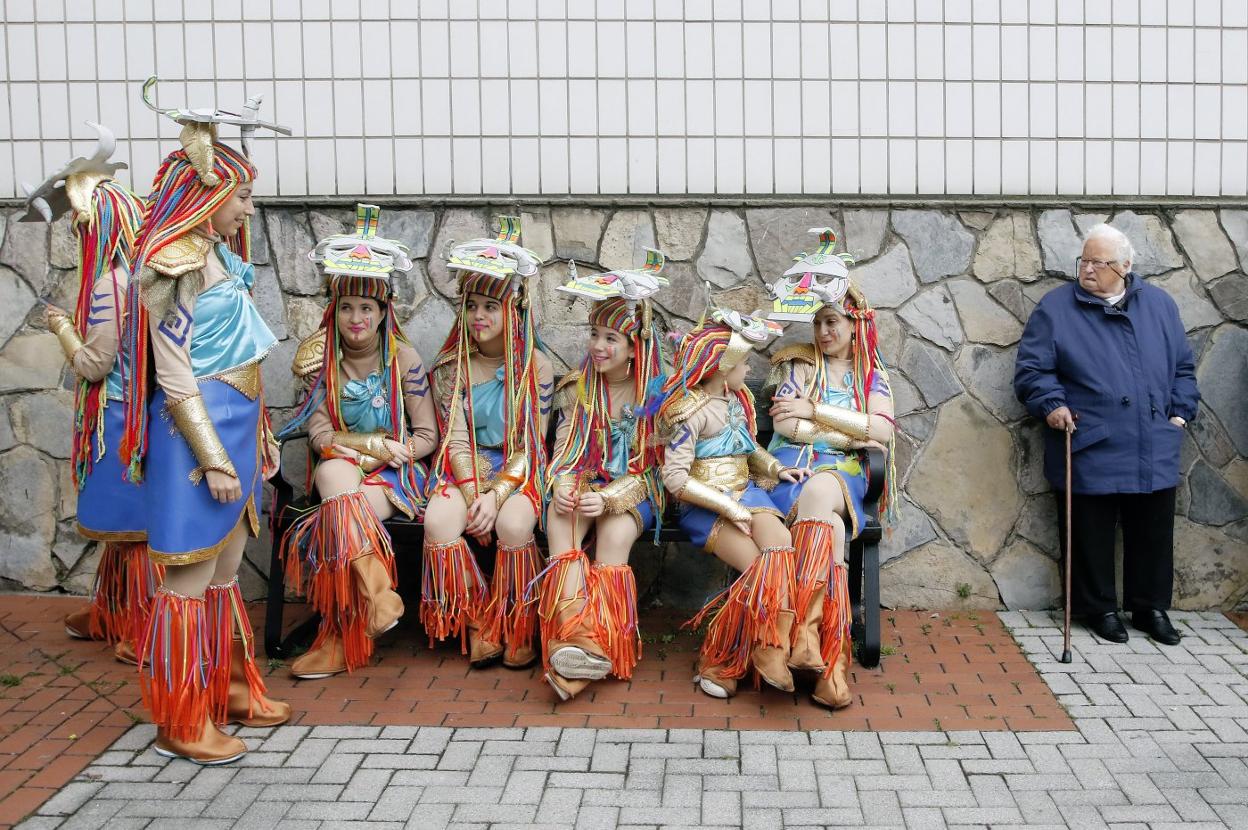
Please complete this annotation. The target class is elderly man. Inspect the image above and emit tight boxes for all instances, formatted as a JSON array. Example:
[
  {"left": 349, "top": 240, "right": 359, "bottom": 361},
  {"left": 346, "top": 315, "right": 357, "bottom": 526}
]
[{"left": 1014, "top": 223, "right": 1199, "bottom": 645}]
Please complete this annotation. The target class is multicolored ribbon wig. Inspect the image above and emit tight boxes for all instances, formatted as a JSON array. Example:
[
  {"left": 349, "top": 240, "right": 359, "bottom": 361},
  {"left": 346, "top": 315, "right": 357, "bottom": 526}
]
[
  {"left": 655, "top": 322, "right": 758, "bottom": 436},
  {"left": 120, "top": 142, "right": 256, "bottom": 481}
]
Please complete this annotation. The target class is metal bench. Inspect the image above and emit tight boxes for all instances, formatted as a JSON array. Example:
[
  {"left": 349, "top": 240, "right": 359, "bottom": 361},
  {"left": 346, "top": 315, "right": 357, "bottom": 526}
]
[{"left": 264, "top": 395, "right": 885, "bottom": 668}]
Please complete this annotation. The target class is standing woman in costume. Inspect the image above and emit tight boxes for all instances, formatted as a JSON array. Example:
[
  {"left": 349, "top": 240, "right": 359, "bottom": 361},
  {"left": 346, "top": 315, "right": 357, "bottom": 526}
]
[
  {"left": 424, "top": 218, "right": 554, "bottom": 669},
  {"left": 656, "top": 302, "right": 807, "bottom": 699},
  {"left": 23, "top": 123, "right": 161, "bottom": 664},
  {"left": 537, "top": 253, "right": 669, "bottom": 700},
  {"left": 280, "top": 204, "right": 438, "bottom": 680},
  {"left": 764, "top": 229, "right": 896, "bottom": 710},
  {"left": 121, "top": 86, "right": 291, "bottom": 763}
]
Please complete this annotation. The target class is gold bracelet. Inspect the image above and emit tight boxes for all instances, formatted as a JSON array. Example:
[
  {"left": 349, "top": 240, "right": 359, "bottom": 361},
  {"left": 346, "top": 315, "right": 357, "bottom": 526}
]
[
  {"left": 677, "top": 478, "right": 752, "bottom": 524},
  {"left": 597, "top": 474, "right": 647, "bottom": 515},
  {"left": 747, "top": 448, "right": 785, "bottom": 481},
  {"left": 812, "top": 402, "right": 871, "bottom": 441},
  {"left": 448, "top": 447, "right": 481, "bottom": 503},
  {"left": 488, "top": 452, "right": 528, "bottom": 507},
  {"left": 48, "top": 312, "right": 84, "bottom": 363},
  {"left": 791, "top": 418, "right": 856, "bottom": 449},
  {"left": 331, "top": 431, "right": 393, "bottom": 462},
  {"left": 166, "top": 394, "right": 237, "bottom": 483}
]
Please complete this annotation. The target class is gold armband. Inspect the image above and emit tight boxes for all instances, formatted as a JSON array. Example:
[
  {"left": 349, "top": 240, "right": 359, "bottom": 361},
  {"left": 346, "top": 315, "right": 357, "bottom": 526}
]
[
  {"left": 812, "top": 402, "right": 871, "bottom": 441},
  {"left": 677, "top": 478, "right": 752, "bottom": 524},
  {"left": 331, "top": 431, "right": 394, "bottom": 463},
  {"left": 48, "top": 312, "right": 84, "bottom": 363},
  {"left": 448, "top": 448, "right": 481, "bottom": 503},
  {"left": 554, "top": 471, "right": 588, "bottom": 497},
  {"left": 166, "top": 394, "right": 237, "bottom": 483},
  {"left": 488, "top": 452, "right": 528, "bottom": 507},
  {"left": 790, "top": 417, "right": 856, "bottom": 449},
  {"left": 596, "top": 474, "right": 648, "bottom": 515},
  {"left": 747, "top": 448, "right": 784, "bottom": 481}
]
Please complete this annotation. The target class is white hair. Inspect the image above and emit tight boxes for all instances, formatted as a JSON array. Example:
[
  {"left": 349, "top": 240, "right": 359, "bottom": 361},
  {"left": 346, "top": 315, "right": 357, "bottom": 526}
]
[{"left": 1082, "top": 223, "right": 1135, "bottom": 266}]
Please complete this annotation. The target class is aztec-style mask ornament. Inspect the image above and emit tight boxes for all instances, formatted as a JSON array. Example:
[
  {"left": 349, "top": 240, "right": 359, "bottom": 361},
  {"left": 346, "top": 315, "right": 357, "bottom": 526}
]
[
  {"left": 309, "top": 204, "right": 414, "bottom": 284},
  {"left": 19, "top": 121, "right": 127, "bottom": 227},
  {"left": 142, "top": 75, "right": 292, "bottom": 186},
  {"left": 557, "top": 248, "right": 670, "bottom": 338},
  {"left": 767, "top": 228, "right": 855, "bottom": 321},
  {"left": 703, "top": 286, "right": 785, "bottom": 370},
  {"left": 444, "top": 215, "right": 541, "bottom": 297}
]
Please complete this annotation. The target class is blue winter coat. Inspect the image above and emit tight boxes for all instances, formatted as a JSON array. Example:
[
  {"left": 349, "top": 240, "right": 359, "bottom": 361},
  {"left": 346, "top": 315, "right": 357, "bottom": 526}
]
[{"left": 1013, "top": 275, "right": 1199, "bottom": 495}]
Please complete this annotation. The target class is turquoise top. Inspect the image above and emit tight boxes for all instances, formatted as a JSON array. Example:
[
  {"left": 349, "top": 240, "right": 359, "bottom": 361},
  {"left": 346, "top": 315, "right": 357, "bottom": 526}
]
[
  {"left": 189, "top": 245, "right": 277, "bottom": 378},
  {"left": 470, "top": 365, "right": 507, "bottom": 448},
  {"left": 605, "top": 407, "right": 638, "bottom": 480},
  {"left": 341, "top": 369, "right": 394, "bottom": 435},
  {"left": 695, "top": 397, "right": 757, "bottom": 458},
  {"left": 769, "top": 370, "right": 858, "bottom": 455},
  {"left": 105, "top": 354, "right": 126, "bottom": 400}
]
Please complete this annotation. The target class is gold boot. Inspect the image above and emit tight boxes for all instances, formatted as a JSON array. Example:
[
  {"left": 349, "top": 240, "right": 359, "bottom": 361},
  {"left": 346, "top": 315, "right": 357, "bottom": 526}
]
[
  {"left": 812, "top": 649, "right": 854, "bottom": 709},
  {"left": 290, "top": 632, "right": 348, "bottom": 679},
  {"left": 788, "top": 590, "right": 826, "bottom": 673},
  {"left": 468, "top": 623, "right": 504, "bottom": 668},
  {"left": 752, "top": 610, "right": 796, "bottom": 692},
  {"left": 153, "top": 713, "right": 247, "bottom": 765},
  {"left": 64, "top": 607, "right": 95, "bottom": 640},
  {"left": 114, "top": 639, "right": 139, "bottom": 666},
  {"left": 226, "top": 639, "right": 291, "bottom": 727},
  {"left": 545, "top": 671, "right": 591, "bottom": 701},
  {"left": 350, "top": 552, "right": 404, "bottom": 638}
]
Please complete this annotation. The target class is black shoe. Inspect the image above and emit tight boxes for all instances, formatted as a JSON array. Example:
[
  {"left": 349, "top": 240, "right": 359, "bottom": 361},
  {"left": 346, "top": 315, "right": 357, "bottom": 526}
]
[
  {"left": 1131, "top": 609, "right": 1181, "bottom": 645},
  {"left": 1086, "top": 612, "right": 1129, "bottom": 643}
]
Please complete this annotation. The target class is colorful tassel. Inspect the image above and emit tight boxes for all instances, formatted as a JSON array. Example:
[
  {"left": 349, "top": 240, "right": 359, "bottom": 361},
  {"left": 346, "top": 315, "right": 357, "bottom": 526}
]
[
  {"left": 420, "top": 536, "right": 488, "bottom": 651},
  {"left": 820, "top": 562, "right": 852, "bottom": 676},
  {"left": 685, "top": 545, "right": 795, "bottom": 681},
  {"left": 281, "top": 490, "right": 396, "bottom": 671},
  {"left": 532, "top": 548, "right": 593, "bottom": 672},
  {"left": 483, "top": 539, "right": 542, "bottom": 662},
  {"left": 87, "top": 542, "right": 162, "bottom": 646},
  {"left": 204, "top": 579, "right": 270, "bottom": 724},
  {"left": 138, "top": 587, "right": 210, "bottom": 743},
  {"left": 790, "top": 519, "right": 837, "bottom": 649},
  {"left": 590, "top": 563, "right": 642, "bottom": 680}
]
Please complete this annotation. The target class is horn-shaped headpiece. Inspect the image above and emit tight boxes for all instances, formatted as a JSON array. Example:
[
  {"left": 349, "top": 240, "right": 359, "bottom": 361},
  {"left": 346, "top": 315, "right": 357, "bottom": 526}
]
[{"left": 19, "top": 121, "right": 127, "bottom": 227}]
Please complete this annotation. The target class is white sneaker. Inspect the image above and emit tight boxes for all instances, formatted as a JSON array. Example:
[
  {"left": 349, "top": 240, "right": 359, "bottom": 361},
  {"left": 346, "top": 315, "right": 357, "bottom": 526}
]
[
  {"left": 550, "top": 646, "right": 612, "bottom": 680},
  {"left": 693, "top": 674, "right": 729, "bottom": 699}
]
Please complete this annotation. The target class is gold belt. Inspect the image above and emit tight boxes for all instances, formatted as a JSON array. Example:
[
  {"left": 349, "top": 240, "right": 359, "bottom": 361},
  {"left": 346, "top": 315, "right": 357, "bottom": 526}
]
[
  {"left": 203, "top": 362, "right": 261, "bottom": 400},
  {"left": 689, "top": 455, "right": 749, "bottom": 493}
]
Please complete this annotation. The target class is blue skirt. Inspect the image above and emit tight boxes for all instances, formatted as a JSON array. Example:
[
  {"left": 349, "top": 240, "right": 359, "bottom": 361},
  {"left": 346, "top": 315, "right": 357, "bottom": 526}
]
[
  {"left": 77, "top": 404, "right": 146, "bottom": 541},
  {"left": 767, "top": 444, "right": 868, "bottom": 539},
  {"left": 364, "top": 461, "right": 429, "bottom": 520},
  {"left": 146, "top": 378, "right": 263, "bottom": 565},
  {"left": 678, "top": 483, "right": 783, "bottom": 550},
  {"left": 543, "top": 478, "right": 657, "bottom": 537}
]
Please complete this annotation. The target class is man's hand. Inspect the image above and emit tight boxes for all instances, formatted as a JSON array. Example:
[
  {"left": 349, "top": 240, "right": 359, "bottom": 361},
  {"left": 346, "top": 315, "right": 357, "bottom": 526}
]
[
  {"left": 1046, "top": 405, "right": 1076, "bottom": 432},
  {"left": 205, "top": 469, "right": 243, "bottom": 503},
  {"left": 1169, "top": 416, "right": 1186, "bottom": 428}
]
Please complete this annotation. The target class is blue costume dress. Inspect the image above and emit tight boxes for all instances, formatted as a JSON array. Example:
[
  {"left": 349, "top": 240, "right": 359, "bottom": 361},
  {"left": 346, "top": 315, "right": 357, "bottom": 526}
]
[
  {"left": 145, "top": 245, "right": 277, "bottom": 564},
  {"left": 766, "top": 367, "right": 890, "bottom": 539},
  {"left": 675, "top": 396, "right": 783, "bottom": 549}
]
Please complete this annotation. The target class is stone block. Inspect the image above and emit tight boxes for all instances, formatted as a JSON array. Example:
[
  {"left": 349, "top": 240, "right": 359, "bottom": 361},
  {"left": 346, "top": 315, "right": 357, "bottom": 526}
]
[
  {"left": 401, "top": 290, "right": 459, "bottom": 365},
  {"left": 651, "top": 260, "right": 705, "bottom": 321},
  {"left": 1189, "top": 404, "right": 1237, "bottom": 468},
  {"left": 1218, "top": 209, "right": 1248, "bottom": 270},
  {"left": 881, "top": 542, "right": 1000, "bottom": 609},
  {"left": 428, "top": 208, "right": 492, "bottom": 296},
  {"left": 878, "top": 496, "right": 938, "bottom": 564},
  {"left": 251, "top": 265, "right": 287, "bottom": 341},
  {"left": 285, "top": 296, "right": 326, "bottom": 341},
  {"left": 853, "top": 243, "right": 918, "bottom": 308},
  {"left": 49, "top": 213, "right": 78, "bottom": 270},
  {"left": 266, "top": 210, "right": 322, "bottom": 296},
  {"left": 520, "top": 208, "right": 555, "bottom": 262},
  {"left": 972, "top": 213, "right": 1041, "bottom": 283},
  {"left": 1036, "top": 210, "right": 1082, "bottom": 277},
  {"left": 1172, "top": 517, "right": 1248, "bottom": 610},
  {"left": 654, "top": 208, "right": 707, "bottom": 260},
  {"left": 891, "top": 210, "right": 975, "bottom": 282},
  {"left": 598, "top": 210, "right": 657, "bottom": 271},
  {"left": 1015, "top": 493, "right": 1058, "bottom": 558},
  {"left": 1208, "top": 274, "right": 1248, "bottom": 322},
  {"left": 990, "top": 539, "right": 1061, "bottom": 610},
  {"left": 841, "top": 209, "right": 887, "bottom": 262},
  {"left": 898, "top": 286, "right": 963, "bottom": 352},
  {"left": 949, "top": 280, "right": 1023, "bottom": 346},
  {"left": 10, "top": 389, "right": 74, "bottom": 459},
  {"left": 1148, "top": 269, "right": 1222, "bottom": 331},
  {"left": 1186, "top": 461, "right": 1248, "bottom": 527},
  {"left": 384, "top": 208, "right": 438, "bottom": 259},
  {"left": 1110, "top": 211, "right": 1184, "bottom": 276},
  {"left": 553, "top": 207, "right": 608, "bottom": 262},
  {"left": 745, "top": 207, "right": 839, "bottom": 280},
  {"left": 908, "top": 395, "right": 1021, "bottom": 557},
  {"left": 1196, "top": 325, "right": 1248, "bottom": 455},
  {"left": 697, "top": 210, "right": 756, "bottom": 288},
  {"left": 899, "top": 338, "right": 962, "bottom": 406},
  {"left": 0, "top": 264, "right": 37, "bottom": 349},
  {"left": 249, "top": 206, "right": 271, "bottom": 264},
  {"left": 954, "top": 344, "right": 1027, "bottom": 422},
  {"left": 0, "top": 446, "right": 58, "bottom": 589},
  {"left": 1171, "top": 210, "right": 1237, "bottom": 281},
  {"left": 988, "top": 279, "right": 1027, "bottom": 321},
  {"left": 0, "top": 216, "right": 50, "bottom": 293}
]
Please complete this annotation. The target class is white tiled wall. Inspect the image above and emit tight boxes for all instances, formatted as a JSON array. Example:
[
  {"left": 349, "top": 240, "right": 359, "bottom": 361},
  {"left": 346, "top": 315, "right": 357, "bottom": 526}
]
[{"left": 3, "top": 0, "right": 1247, "bottom": 198}]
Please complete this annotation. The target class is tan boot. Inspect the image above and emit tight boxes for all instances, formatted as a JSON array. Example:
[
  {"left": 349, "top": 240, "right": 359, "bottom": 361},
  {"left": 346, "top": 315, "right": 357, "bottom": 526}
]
[
  {"left": 350, "top": 553, "right": 404, "bottom": 638},
  {"left": 153, "top": 713, "right": 247, "bottom": 765},
  {"left": 812, "top": 649, "right": 854, "bottom": 710},
  {"left": 694, "top": 658, "right": 738, "bottom": 699},
  {"left": 503, "top": 640, "right": 538, "bottom": 670},
  {"left": 468, "top": 624, "right": 504, "bottom": 669},
  {"left": 114, "top": 639, "right": 139, "bottom": 666},
  {"left": 550, "top": 641, "right": 612, "bottom": 681},
  {"left": 65, "top": 607, "right": 95, "bottom": 640},
  {"left": 752, "top": 610, "right": 796, "bottom": 692},
  {"left": 788, "top": 589, "right": 826, "bottom": 673},
  {"left": 545, "top": 671, "right": 591, "bottom": 701},
  {"left": 226, "top": 639, "right": 291, "bottom": 727},
  {"left": 290, "top": 632, "right": 348, "bottom": 679}
]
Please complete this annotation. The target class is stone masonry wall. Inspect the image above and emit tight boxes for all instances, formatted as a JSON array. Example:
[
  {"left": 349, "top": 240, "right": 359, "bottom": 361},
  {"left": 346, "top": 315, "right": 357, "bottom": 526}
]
[{"left": 0, "top": 204, "right": 1245, "bottom": 611}]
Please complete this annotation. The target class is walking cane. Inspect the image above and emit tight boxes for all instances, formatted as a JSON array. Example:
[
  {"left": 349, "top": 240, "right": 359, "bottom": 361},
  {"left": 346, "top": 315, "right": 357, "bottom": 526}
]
[{"left": 1060, "top": 425, "right": 1074, "bottom": 664}]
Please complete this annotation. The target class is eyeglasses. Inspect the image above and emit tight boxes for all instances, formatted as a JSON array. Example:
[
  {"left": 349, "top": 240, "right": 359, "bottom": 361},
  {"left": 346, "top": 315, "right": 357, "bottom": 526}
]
[{"left": 1075, "top": 258, "right": 1122, "bottom": 273}]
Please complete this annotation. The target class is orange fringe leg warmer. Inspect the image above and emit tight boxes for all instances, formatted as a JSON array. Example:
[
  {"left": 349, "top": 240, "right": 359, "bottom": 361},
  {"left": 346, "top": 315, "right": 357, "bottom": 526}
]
[
  {"left": 685, "top": 545, "right": 795, "bottom": 681},
  {"left": 420, "top": 537, "right": 488, "bottom": 651},
  {"left": 204, "top": 578, "right": 271, "bottom": 724},
  {"left": 138, "top": 586, "right": 210, "bottom": 743},
  {"left": 590, "top": 563, "right": 642, "bottom": 680},
  {"left": 534, "top": 548, "right": 594, "bottom": 672},
  {"left": 281, "top": 490, "right": 397, "bottom": 671},
  {"left": 89, "top": 541, "right": 162, "bottom": 644},
  {"left": 821, "top": 560, "right": 852, "bottom": 675},
  {"left": 483, "top": 539, "right": 543, "bottom": 663}
]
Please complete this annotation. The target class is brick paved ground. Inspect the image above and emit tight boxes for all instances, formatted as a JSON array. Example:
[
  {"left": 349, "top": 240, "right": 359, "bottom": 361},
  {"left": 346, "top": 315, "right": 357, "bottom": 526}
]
[{"left": 11, "top": 603, "right": 1248, "bottom": 828}]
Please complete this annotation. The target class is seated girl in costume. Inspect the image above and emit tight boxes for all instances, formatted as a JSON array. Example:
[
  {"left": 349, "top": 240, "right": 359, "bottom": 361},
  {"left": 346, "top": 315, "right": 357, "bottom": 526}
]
[
  {"left": 765, "top": 228, "right": 896, "bottom": 710},
  {"left": 656, "top": 300, "right": 809, "bottom": 699},
  {"left": 279, "top": 205, "right": 439, "bottom": 680},
  {"left": 25, "top": 124, "right": 162, "bottom": 664},
  {"left": 538, "top": 253, "right": 669, "bottom": 700},
  {"left": 423, "top": 217, "right": 554, "bottom": 669}
]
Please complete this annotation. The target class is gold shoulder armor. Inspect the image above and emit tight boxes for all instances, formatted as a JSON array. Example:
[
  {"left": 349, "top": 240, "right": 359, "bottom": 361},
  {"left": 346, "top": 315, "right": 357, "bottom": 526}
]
[
  {"left": 662, "top": 388, "right": 709, "bottom": 427},
  {"left": 769, "top": 343, "right": 819, "bottom": 367},
  {"left": 148, "top": 233, "right": 212, "bottom": 278},
  {"left": 292, "top": 328, "right": 326, "bottom": 379}
]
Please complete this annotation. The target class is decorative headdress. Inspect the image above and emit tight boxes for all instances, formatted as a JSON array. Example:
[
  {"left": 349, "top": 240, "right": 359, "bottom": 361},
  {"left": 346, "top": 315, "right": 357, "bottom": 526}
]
[
  {"left": 22, "top": 123, "right": 144, "bottom": 490},
  {"left": 711, "top": 302, "right": 786, "bottom": 372},
  {"left": 557, "top": 248, "right": 669, "bottom": 337},
  {"left": 309, "top": 203, "right": 413, "bottom": 302},
  {"left": 766, "top": 228, "right": 855, "bottom": 321},
  {"left": 431, "top": 216, "right": 549, "bottom": 510}
]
